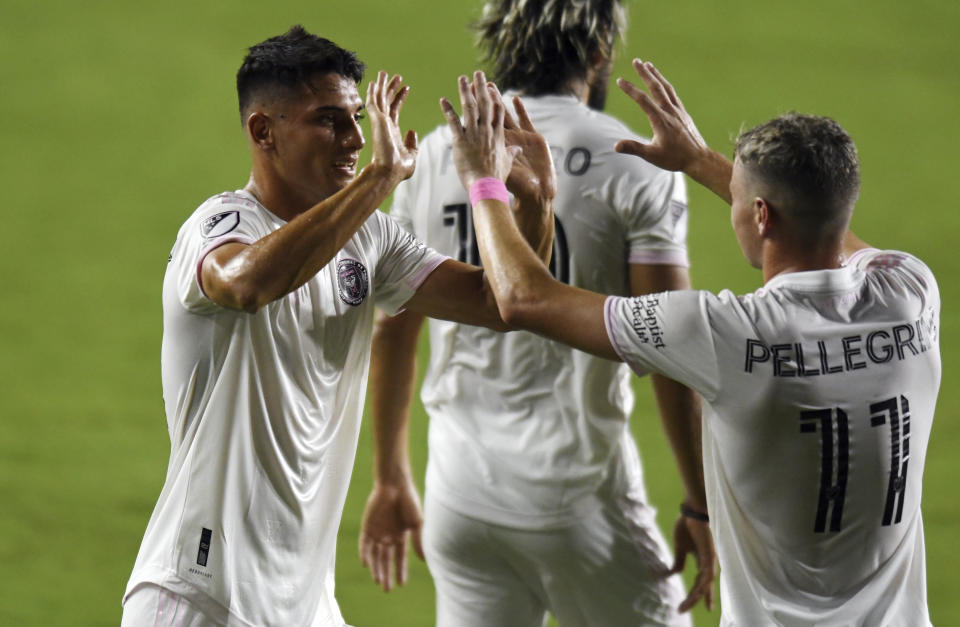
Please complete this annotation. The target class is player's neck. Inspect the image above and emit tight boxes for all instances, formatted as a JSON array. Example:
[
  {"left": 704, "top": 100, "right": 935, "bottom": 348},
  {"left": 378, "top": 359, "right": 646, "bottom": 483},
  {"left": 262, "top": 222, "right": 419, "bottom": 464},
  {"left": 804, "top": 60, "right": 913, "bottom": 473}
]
[
  {"left": 244, "top": 170, "right": 320, "bottom": 222},
  {"left": 516, "top": 78, "right": 589, "bottom": 103},
  {"left": 567, "top": 78, "right": 589, "bottom": 104},
  {"left": 761, "top": 240, "right": 844, "bottom": 283}
]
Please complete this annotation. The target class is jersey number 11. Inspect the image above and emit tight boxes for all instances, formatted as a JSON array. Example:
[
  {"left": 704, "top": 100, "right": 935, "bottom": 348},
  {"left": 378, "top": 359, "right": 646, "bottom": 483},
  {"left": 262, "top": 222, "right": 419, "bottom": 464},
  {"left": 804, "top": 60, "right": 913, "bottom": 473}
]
[{"left": 799, "top": 394, "right": 910, "bottom": 533}]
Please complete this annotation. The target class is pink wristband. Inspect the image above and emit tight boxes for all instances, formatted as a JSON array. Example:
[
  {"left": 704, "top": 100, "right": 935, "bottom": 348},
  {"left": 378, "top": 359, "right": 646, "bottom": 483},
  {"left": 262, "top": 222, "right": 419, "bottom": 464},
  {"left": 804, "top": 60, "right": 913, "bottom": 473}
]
[{"left": 469, "top": 177, "right": 510, "bottom": 207}]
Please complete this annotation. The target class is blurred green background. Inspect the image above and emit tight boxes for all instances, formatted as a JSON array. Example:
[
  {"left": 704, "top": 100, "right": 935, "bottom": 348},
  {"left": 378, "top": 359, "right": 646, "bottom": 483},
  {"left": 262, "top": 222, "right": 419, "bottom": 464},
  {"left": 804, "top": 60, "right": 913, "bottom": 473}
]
[{"left": 1, "top": 0, "right": 957, "bottom": 624}]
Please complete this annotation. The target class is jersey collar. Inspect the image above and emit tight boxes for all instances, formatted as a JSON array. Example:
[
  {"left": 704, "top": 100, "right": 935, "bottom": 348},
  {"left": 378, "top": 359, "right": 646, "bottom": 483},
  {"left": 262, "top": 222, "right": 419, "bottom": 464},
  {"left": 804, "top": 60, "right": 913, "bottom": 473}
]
[
  {"left": 235, "top": 188, "right": 288, "bottom": 225},
  {"left": 502, "top": 90, "right": 583, "bottom": 107},
  {"left": 762, "top": 264, "right": 861, "bottom": 294}
]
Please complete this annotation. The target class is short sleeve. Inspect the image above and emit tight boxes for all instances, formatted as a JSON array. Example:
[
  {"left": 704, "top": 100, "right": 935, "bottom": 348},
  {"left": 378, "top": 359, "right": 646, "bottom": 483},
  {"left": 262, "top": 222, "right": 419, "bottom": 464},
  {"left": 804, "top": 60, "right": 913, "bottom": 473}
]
[
  {"left": 847, "top": 247, "right": 932, "bottom": 279},
  {"left": 167, "top": 195, "right": 266, "bottom": 313},
  {"left": 621, "top": 169, "right": 690, "bottom": 267},
  {"left": 847, "top": 247, "right": 940, "bottom": 316},
  {"left": 371, "top": 212, "right": 447, "bottom": 315},
  {"left": 604, "top": 291, "right": 720, "bottom": 400}
]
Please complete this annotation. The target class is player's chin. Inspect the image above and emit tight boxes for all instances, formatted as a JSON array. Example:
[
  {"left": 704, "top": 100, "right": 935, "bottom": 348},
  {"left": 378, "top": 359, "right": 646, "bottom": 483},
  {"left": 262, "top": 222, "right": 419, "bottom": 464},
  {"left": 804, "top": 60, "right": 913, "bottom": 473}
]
[
  {"left": 313, "top": 164, "right": 357, "bottom": 199},
  {"left": 327, "top": 168, "right": 357, "bottom": 191},
  {"left": 329, "top": 165, "right": 357, "bottom": 187}
]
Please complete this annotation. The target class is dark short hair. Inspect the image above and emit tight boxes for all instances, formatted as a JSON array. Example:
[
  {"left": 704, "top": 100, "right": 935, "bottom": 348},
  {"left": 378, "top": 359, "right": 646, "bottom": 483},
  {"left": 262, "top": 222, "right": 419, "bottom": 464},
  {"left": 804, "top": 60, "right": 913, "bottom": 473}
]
[
  {"left": 236, "top": 25, "right": 365, "bottom": 120},
  {"left": 735, "top": 113, "right": 860, "bottom": 234},
  {"left": 473, "top": 0, "right": 626, "bottom": 94}
]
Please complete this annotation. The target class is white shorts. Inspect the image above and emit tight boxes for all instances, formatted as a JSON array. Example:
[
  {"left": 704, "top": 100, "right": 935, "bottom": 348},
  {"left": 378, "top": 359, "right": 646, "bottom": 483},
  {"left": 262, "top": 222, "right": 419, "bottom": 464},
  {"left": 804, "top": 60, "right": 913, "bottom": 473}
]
[
  {"left": 121, "top": 584, "right": 218, "bottom": 627},
  {"left": 121, "top": 583, "right": 352, "bottom": 627},
  {"left": 423, "top": 491, "right": 691, "bottom": 627}
]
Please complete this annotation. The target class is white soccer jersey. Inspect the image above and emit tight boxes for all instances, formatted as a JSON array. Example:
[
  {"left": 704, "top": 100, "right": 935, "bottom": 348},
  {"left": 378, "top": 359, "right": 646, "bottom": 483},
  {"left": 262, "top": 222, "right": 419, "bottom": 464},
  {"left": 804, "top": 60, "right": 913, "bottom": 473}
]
[
  {"left": 606, "top": 248, "right": 940, "bottom": 625},
  {"left": 124, "top": 190, "right": 445, "bottom": 626},
  {"left": 391, "top": 93, "right": 689, "bottom": 527}
]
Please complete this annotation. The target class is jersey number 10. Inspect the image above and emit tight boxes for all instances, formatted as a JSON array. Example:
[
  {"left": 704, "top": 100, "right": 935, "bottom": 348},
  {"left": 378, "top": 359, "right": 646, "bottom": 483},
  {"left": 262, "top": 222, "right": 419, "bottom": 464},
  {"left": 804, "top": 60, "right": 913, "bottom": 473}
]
[
  {"left": 443, "top": 203, "right": 571, "bottom": 284},
  {"left": 799, "top": 395, "right": 910, "bottom": 533}
]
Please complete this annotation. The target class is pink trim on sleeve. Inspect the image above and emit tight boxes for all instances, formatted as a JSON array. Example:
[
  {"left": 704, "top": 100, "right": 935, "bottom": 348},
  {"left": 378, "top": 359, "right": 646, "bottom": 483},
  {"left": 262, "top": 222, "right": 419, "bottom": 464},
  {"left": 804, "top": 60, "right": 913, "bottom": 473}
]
[
  {"left": 405, "top": 254, "right": 450, "bottom": 292},
  {"left": 390, "top": 253, "right": 450, "bottom": 316},
  {"left": 195, "top": 236, "right": 255, "bottom": 299},
  {"left": 628, "top": 249, "right": 690, "bottom": 268}
]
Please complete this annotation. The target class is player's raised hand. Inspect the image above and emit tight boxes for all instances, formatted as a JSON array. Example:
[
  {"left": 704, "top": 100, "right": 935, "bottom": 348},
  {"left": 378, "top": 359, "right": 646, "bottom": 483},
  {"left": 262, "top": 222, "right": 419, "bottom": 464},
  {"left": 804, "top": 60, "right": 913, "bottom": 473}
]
[
  {"left": 615, "top": 60, "right": 709, "bottom": 174},
  {"left": 670, "top": 512, "right": 717, "bottom": 613},
  {"left": 504, "top": 95, "right": 557, "bottom": 205},
  {"left": 366, "top": 71, "right": 418, "bottom": 184},
  {"left": 440, "top": 71, "right": 520, "bottom": 191},
  {"left": 359, "top": 478, "right": 425, "bottom": 592}
]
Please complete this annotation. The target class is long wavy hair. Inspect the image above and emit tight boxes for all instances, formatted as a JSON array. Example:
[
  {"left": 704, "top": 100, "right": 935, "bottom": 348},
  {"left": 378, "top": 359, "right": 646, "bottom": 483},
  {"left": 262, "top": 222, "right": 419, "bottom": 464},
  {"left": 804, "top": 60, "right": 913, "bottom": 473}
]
[{"left": 473, "top": 0, "right": 626, "bottom": 95}]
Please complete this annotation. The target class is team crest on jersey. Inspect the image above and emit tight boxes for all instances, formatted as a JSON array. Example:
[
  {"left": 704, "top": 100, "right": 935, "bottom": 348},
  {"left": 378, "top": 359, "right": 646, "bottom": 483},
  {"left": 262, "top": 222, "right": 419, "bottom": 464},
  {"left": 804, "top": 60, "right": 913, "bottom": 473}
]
[
  {"left": 337, "top": 258, "right": 369, "bottom": 306},
  {"left": 201, "top": 211, "right": 240, "bottom": 238}
]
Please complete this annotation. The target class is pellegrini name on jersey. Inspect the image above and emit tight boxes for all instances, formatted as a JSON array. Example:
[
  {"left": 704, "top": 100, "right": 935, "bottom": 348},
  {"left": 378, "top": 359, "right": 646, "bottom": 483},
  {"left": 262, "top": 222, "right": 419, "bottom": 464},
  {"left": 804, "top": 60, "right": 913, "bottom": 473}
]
[{"left": 744, "top": 315, "right": 936, "bottom": 377}]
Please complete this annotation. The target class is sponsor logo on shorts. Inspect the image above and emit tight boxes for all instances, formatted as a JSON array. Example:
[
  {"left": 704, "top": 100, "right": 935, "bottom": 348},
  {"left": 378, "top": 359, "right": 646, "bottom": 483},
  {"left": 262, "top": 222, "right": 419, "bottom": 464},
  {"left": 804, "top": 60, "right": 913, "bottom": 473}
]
[
  {"left": 201, "top": 211, "right": 240, "bottom": 238},
  {"left": 337, "top": 258, "right": 369, "bottom": 306}
]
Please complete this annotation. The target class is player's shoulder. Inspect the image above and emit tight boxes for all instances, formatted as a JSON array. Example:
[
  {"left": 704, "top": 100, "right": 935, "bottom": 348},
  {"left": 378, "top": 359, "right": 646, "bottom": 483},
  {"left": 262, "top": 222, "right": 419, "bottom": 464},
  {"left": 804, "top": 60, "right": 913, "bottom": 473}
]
[
  {"left": 175, "top": 190, "right": 269, "bottom": 243},
  {"left": 359, "top": 209, "right": 412, "bottom": 242},
  {"left": 699, "top": 286, "right": 777, "bottom": 328},
  {"left": 580, "top": 108, "right": 642, "bottom": 142},
  {"left": 584, "top": 111, "right": 676, "bottom": 179},
  {"left": 526, "top": 96, "right": 640, "bottom": 144},
  {"left": 191, "top": 190, "right": 259, "bottom": 216},
  {"left": 335, "top": 210, "right": 396, "bottom": 260},
  {"left": 848, "top": 247, "right": 930, "bottom": 271},
  {"left": 364, "top": 208, "right": 392, "bottom": 229},
  {"left": 526, "top": 97, "right": 676, "bottom": 181},
  {"left": 187, "top": 190, "right": 261, "bottom": 223},
  {"left": 849, "top": 248, "right": 939, "bottom": 298}
]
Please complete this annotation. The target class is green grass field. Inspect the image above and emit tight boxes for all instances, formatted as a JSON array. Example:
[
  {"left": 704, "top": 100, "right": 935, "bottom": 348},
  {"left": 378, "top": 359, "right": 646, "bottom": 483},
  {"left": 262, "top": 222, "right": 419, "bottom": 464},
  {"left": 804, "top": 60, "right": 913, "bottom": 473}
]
[{"left": 1, "top": 0, "right": 957, "bottom": 624}]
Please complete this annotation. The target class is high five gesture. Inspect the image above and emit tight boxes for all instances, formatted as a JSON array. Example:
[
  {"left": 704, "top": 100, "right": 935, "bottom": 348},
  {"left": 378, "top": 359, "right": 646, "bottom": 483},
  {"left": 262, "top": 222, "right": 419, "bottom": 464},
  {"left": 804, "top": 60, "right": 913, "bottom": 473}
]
[
  {"left": 366, "top": 71, "right": 419, "bottom": 184},
  {"left": 616, "top": 59, "right": 732, "bottom": 204}
]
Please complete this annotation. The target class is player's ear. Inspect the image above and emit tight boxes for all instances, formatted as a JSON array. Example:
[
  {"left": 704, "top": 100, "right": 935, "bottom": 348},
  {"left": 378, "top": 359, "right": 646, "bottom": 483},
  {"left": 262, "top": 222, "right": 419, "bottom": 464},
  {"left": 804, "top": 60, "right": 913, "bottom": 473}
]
[
  {"left": 755, "top": 197, "right": 771, "bottom": 237},
  {"left": 591, "top": 49, "right": 610, "bottom": 70},
  {"left": 246, "top": 111, "right": 274, "bottom": 151}
]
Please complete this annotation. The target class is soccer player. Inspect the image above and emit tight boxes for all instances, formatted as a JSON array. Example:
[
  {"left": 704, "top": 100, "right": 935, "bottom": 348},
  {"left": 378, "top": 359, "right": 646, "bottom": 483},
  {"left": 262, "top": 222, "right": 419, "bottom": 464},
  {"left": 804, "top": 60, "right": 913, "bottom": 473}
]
[
  {"left": 445, "top": 63, "right": 940, "bottom": 625},
  {"left": 359, "top": 1, "right": 712, "bottom": 624},
  {"left": 121, "top": 27, "right": 555, "bottom": 626}
]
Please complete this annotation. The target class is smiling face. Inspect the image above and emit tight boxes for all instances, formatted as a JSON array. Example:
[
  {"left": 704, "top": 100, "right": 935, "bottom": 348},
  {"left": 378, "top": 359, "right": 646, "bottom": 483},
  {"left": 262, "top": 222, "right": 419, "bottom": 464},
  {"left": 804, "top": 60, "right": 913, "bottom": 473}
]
[{"left": 265, "top": 72, "right": 366, "bottom": 204}]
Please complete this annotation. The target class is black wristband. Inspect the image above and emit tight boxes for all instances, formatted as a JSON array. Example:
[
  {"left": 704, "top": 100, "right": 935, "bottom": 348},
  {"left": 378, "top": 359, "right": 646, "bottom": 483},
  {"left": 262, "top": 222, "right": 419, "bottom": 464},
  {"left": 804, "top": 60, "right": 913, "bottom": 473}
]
[{"left": 681, "top": 503, "right": 710, "bottom": 523}]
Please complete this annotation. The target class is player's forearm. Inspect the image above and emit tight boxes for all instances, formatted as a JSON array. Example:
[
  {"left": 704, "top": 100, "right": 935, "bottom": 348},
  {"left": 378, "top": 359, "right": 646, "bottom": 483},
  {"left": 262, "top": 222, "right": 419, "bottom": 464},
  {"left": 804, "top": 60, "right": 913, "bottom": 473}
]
[
  {"left": 651, "top": 374, "right": 708, "bottom": 512},
  {"left": 472, "top": 198, "right": 554, "bottom": 327},
  {"left": 685, "top": 148, "right": 733, "bottom": 205},
  {"left": 511, "top": 195, "right": 555, "bottom": 265},
  {"left": 369, "top": 311, "right": 424, "bottom": 484},
  {"left": 214, "top": 166, "right": 398, "bottom": 312}
]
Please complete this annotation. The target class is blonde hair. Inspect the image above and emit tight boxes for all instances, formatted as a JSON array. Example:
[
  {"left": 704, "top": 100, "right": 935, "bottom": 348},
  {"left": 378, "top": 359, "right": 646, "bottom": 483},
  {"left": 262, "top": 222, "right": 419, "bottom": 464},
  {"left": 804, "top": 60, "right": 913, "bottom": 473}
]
[{"left": 736, "top": 113, "right": 860, "bottom": 238}]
